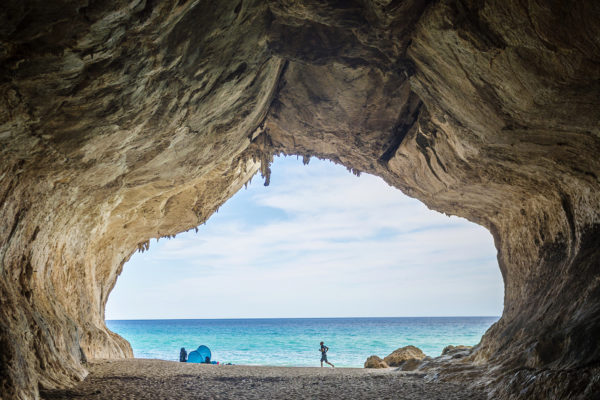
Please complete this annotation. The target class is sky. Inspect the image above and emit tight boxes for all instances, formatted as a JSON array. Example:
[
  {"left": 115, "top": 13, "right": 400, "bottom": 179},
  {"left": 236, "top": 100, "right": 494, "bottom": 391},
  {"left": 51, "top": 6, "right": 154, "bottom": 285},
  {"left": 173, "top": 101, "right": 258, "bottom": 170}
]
[{"left": 105, "top": 156, "right": 504, "bottom": 320}]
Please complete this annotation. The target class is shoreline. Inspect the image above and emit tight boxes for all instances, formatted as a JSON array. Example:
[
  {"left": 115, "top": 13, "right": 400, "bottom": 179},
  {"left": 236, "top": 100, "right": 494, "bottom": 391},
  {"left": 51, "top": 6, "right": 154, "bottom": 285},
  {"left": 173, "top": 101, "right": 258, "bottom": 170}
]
[
  {"left": 106, "top": 316, "right": 497, "bottom": 367},
  {"left": 40, "top": 358, "right": 486, "bottom": 400}
]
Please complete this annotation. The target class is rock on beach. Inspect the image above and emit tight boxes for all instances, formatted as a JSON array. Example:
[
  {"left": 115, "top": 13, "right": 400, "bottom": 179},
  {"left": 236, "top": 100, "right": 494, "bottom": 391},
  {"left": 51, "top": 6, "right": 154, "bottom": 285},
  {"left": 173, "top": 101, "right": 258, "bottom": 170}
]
[
  {"left": 383, "top": 345, "right": 426, "bottom": 367},
  {"left": 364, "top": 356, "right": 389, "bottom": 369}
]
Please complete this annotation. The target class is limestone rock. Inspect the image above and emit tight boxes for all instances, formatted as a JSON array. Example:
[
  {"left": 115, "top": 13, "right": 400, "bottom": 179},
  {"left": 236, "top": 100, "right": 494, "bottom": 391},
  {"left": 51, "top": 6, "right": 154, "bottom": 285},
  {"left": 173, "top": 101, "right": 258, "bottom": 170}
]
[
  {"left": 1, "top": 0, "right": 599, "bottom": 399},
  {"left": 442, "top": 345, "right": 473, "bottom": 357},
  {"left": 383, "top": 346, "right": 426, "bottom": 367},
  {"left": 397, "top": 358, "right": 425, "bottom": 372},
  {"left": 364, "top": 356, "right": 389, "bottom": 369}
]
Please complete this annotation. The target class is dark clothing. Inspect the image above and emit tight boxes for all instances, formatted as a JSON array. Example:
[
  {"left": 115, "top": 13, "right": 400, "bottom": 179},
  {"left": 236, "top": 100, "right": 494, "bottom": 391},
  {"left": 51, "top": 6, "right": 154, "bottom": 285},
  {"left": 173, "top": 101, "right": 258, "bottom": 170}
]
[
  {"left": 320, "top": 345, "right": 328, "bottom": 362},
  {"left": 179, "top": 348, "right": 187, "bottom": 362}
]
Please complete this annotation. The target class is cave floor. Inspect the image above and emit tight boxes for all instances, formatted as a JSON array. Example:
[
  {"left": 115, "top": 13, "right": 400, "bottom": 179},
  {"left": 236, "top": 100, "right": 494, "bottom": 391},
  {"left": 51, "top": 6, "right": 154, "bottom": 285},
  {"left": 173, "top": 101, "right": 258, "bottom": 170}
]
[{"left": 39, "top": 359, "right": 486, "bottom": 400}]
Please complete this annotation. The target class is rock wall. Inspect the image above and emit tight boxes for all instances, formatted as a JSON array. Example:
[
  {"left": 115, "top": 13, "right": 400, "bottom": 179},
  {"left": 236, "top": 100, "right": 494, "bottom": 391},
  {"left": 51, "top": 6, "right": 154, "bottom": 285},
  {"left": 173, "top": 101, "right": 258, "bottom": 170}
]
[{"left": 1, "top": 0, "right": 599, "bottom": 399}]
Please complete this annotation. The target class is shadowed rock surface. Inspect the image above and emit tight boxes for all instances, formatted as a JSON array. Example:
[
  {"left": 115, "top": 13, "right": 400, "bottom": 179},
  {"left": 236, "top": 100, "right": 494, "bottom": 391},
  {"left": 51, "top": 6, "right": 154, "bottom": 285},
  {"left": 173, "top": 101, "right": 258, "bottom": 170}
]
[
  {"left": 1, "top": 0, "right": 599, "bottom": 399},
  {"left": 442, "top": 345, "right": 472, "bottom": 356}
]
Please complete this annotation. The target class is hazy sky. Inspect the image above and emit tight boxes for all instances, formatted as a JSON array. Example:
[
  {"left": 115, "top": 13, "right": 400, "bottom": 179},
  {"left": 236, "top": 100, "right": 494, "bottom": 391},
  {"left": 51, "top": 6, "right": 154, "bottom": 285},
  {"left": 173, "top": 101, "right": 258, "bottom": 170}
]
[{"left": 105, "top": 156, "right": 503, "bottom": 320}]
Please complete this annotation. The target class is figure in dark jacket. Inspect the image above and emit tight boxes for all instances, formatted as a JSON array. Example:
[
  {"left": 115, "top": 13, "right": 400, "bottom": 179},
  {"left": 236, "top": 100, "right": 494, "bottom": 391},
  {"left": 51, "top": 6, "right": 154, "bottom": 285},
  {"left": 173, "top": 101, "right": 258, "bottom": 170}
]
[{"left": 320, "top": 341, "right": 335, "bottom": 368}]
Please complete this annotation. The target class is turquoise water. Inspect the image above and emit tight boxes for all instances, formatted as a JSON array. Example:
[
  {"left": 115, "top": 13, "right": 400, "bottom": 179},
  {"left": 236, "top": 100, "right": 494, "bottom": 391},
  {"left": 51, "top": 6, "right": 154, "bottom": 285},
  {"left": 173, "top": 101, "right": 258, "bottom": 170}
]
[{"left": 106, "top": 317, "right": 498, "bottom": 368}]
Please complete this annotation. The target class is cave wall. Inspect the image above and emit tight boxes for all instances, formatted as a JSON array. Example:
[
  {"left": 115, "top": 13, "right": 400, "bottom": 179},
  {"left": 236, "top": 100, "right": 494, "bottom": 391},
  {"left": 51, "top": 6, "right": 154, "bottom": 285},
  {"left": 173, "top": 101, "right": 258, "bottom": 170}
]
[
  {"left": 265, "top": 0, "right": 600, "bottom": 381},
  {"left": 406, "top": 1, "right": 600, "bottom": 378},
  {"left": 1, "top": 0, "right": 599, "bottom": 399}
]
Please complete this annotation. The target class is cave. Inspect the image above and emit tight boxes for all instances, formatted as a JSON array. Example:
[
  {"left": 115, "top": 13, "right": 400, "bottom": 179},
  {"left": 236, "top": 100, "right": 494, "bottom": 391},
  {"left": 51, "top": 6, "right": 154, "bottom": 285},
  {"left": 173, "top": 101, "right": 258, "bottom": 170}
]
[{"left": 1, "top": 0, "right": 599, "bottom": 399}]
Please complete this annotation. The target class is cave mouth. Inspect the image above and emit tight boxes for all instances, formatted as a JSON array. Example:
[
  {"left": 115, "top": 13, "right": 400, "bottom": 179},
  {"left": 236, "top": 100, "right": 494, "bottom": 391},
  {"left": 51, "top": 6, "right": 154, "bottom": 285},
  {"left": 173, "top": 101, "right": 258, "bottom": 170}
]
[
  {"left": 1, "top": 0, "right": 599, "bottom": 398},
  {"left": 105, "top": 155, "right": 503, "bottom": 366}
]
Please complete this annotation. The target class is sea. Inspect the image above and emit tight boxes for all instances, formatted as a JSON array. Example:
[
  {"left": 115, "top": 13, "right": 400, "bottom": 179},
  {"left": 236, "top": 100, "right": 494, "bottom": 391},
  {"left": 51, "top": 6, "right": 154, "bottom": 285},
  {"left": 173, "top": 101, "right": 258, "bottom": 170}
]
[{"left": 106, "top": 317, "right": 498, "bottom": 368}]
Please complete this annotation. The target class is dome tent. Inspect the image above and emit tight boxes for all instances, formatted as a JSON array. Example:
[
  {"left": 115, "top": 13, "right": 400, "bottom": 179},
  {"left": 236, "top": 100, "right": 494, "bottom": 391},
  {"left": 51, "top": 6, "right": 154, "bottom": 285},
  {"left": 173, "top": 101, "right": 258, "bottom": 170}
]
[{"left": 187, "top": 345, "right": 211, "bottom": 363}]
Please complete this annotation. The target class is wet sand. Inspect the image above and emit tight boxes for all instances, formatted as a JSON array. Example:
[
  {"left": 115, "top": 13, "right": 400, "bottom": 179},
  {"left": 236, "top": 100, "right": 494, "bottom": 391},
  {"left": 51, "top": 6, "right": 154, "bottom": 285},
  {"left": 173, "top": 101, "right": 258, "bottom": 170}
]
[{"left": 40, "top": 359, "right": 486, "bottom": 400}]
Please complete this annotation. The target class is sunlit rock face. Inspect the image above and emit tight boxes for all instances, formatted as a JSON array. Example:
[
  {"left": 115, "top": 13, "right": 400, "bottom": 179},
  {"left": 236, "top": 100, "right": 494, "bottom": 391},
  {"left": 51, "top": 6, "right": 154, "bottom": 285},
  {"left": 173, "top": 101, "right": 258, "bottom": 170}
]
[{"left": 1, "top": 0, "right": 599, "bottom": 398}]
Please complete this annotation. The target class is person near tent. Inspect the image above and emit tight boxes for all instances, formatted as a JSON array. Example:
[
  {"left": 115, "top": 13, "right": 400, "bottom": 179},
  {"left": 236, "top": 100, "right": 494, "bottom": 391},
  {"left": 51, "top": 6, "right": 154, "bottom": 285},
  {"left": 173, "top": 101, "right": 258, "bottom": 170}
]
[
  {"left": 187, "top": 345, "right": 212, "bottom": 363},
  {"left": 320, "top": 341, "right": 334, "bottom": 368},
  {"left": 179, "top": 347, "right": 187, "bottom": 362}
]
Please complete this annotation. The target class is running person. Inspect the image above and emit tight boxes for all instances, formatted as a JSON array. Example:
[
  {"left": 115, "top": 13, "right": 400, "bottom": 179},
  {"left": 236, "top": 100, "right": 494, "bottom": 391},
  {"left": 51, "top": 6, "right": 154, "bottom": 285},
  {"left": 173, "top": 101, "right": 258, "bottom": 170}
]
[{"left": 320, "top": 341, "right": 335, "bottom": 368}]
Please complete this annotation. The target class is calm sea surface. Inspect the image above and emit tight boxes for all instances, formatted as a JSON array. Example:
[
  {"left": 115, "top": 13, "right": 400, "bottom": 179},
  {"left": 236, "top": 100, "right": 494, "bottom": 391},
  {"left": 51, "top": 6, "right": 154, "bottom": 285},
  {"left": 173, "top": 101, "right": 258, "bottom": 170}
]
[{"left": 106, "top": 317, "right": 498, "bottom": 368}]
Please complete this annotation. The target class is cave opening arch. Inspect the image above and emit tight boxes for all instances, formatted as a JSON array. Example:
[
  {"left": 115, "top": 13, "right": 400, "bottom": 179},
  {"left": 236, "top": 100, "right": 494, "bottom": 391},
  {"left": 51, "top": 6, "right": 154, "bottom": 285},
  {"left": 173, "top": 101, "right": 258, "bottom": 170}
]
[{"left": 104, "top": 156, "right": 503, "bottom": 366}]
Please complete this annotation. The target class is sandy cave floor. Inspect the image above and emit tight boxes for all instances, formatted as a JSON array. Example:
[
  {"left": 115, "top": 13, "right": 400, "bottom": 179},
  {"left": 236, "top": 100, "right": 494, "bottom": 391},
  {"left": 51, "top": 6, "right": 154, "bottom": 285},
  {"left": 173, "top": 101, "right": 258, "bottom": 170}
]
[{"left": 39, "top": 359, "right": 486, "bottom": 400}]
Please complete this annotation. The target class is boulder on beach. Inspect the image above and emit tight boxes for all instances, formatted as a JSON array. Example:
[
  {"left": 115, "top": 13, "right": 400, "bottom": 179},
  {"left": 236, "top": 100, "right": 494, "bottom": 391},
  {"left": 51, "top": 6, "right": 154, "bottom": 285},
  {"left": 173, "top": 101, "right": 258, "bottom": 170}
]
[
  {"left": 364, "top": 355, "right": 389, "bottom": 369},
  {"left": 383, "top": 345, "right": 426, "bottom": 367}
]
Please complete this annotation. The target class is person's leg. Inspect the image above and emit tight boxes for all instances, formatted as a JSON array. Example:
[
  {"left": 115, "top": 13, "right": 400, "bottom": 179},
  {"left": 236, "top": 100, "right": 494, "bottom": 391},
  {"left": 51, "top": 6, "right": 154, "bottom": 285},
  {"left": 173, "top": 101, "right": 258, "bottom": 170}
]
[
  {"left": 320, "top": 360, "right": 323, "bottom": 367},
  {"left": 327, "top": 361, "right": 334, "bottom": 368}
]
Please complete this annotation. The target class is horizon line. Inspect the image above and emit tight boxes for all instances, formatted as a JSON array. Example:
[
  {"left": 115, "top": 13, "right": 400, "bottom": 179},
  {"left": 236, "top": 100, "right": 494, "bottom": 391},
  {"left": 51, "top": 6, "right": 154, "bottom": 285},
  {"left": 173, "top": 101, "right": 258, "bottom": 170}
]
[{"left": 106, "top": 315, "right": 501, "bottom": 321}]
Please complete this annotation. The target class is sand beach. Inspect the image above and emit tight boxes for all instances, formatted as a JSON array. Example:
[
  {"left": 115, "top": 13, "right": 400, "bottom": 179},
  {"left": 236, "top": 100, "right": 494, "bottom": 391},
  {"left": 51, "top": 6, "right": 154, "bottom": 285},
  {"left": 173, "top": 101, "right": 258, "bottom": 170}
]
[{"left": 40, "top": 359, "right": 486, "bottom": 400}]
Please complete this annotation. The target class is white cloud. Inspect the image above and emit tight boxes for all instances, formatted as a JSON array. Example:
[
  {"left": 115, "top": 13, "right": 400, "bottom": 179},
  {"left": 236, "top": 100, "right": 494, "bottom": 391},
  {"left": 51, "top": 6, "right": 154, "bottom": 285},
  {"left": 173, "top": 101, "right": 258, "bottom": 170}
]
[{"left": 106, "top": 157, "right": 503, "bottom": 319}]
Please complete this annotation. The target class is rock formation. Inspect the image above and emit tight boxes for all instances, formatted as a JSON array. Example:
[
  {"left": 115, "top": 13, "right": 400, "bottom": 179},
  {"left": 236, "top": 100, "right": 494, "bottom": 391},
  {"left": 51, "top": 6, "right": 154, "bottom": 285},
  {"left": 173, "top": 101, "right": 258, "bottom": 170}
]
[
  {"left": 383, "top": 346, "right": 426, "bottom": 368},
  {"left": 365, "top": 345, "right": 426, "bottom": 371},
  {"left": 364, "top": 356, "right": 389, "bottom": 369},
  {"left": 442, "top": 345, "right": 472, "bottom": 357},
  {"left": 1, "top": 0, "right": 599, "bottom": 399}
]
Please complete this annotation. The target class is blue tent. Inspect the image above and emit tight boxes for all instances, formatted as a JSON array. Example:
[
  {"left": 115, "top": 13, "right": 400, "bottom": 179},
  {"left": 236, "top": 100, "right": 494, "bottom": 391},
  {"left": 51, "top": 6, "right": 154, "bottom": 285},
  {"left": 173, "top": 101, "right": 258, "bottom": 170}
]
[{"left": 187, "top": 345, "right": 211, "bottom": 363}]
